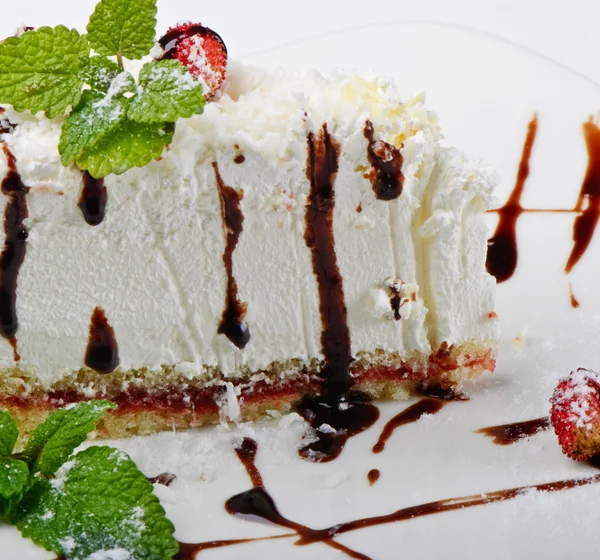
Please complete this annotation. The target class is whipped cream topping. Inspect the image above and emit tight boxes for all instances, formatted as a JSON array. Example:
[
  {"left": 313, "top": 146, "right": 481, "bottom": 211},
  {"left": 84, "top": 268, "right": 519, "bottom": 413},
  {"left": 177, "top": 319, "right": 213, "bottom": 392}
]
[{"left": 0, "top": 61, "right": 498, "bottom": 387}]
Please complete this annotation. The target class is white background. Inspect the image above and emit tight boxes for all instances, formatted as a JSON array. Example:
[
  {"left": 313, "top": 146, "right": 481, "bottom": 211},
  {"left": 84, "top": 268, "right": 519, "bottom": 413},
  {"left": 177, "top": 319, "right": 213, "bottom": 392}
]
[
  {"left": 1, "top": 0, "right": 599, "bottom": 84},
  {"left": 2, "top": 2, "right": 600, "bottom": 558}
]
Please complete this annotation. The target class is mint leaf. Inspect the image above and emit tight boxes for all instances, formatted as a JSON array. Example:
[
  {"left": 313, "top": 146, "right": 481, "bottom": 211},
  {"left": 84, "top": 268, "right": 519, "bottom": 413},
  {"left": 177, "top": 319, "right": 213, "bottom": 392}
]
[
  {"left": 75, "top": 119, "right": 174, "bottom": 178},
  {"left": 14, "top": 446, "right": 178, "bottom": 559},
  {"left": 0, "top": 410, "right": 18, "bottom": 455},
  {"left": 128, "top": 59, "right": 205, "bottom": 124},
  {"left": 87, "top": 0, "right": 157, "bottom": 61},
  {"left": 24, "top": 401, "right": 116, "bottom": 477},
  {"left": 80, "top": 56, "right": 120, "bottom": 93},
  {"left": 59, "top": 90, "right": 127, "bottom": 168},
  {"left": 0, "top": 26, "right": 89, "bottom": 118},
  {"left": 0, "top": 459, "right": 30, "bottom": 520}
]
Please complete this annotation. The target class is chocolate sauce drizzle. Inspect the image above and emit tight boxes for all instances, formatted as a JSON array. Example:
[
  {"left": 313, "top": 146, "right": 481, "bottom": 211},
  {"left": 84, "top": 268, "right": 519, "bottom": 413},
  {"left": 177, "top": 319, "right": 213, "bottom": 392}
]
[
  {"left": 233, "top": 144, "right": 246, "bottom": 164},
  {"left": 78, "top": 171, "right": 107, "bottom": 226},
  {"left": 146, "top": 472, "right": 177, "bottom": 487},
  {"left": 177, "top": 438, "right": 372, "bottom": 560},
  {"left": 303, "top": 124, "right": 349, "bottom": 390},
  {"left": 569, "top": 283, "right": 580, "bottom": 308},
  {"left": 0, "top": 144, "right": 29, "bottom": 361},
  {"left": 372, "top": 398, "right": 445, "bottom": 454},
  {"left": 476, "top": 416, "right": 551, "bottom": 445},
  {"left": 565, "top": 118, "right": 600, "bottom": 273},
  {"left": 297, "top": 124, "right": 379, "bottom": 463},
  {"left": 389, "top": 294, "right": 401, "bottom": 320},
  {"left": 0, "top": 108, "right": 15, "bottom": 135},
  {"left": 363, "top": 120, "right": 404, "bottom": 200},
  {"left": 233, "top": 437, "right": 263, "bottom": 487},
  {"left": 487, "top": 115, "right": 600, "bottom": 285},
  {"left": 367, "top": 469, "right": 380, "bottom": 486},
  {"left": 387, "top": 282, "right": 403, "bottom": 320},
  {"left": 297, "top": 392, "right": 379, "bottom": 463},
  {"left": 213, "top": 162, "right": 250, "bottom": 349},
  {"left": 226, "top": 438, "right": 372, "bottom": 559},
  {"left": 486, "top": 114, "right": 537, "bottom": 283},
  {"left": 418, "top": 384, "right": 469, "bottom": 401},
  {"left": 179, "top": 438, "right": 600, "bottom": 560},
  {"left": 84, "top": 306, "right": 119, "bottom": 374},
  {"left": 175, "top": 535, "right": 294, "bottom": 560}
]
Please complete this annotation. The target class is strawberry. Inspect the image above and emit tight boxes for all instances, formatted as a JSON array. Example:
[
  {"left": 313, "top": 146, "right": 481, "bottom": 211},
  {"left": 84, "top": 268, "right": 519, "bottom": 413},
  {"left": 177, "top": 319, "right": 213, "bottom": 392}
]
[
  {"left": 157, "top": 23, "right": 227, "bottom": 99},
  {"left": 550, "top": 368, "right": 600, "bottom": 460}
]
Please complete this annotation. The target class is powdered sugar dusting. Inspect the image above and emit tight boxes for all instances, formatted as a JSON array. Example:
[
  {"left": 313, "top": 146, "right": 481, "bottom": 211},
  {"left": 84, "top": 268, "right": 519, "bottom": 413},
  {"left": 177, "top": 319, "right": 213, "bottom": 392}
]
[
  {"left": 183, "top": 35, "right": 220, "bottom": 93},
  {"left": 88, "top": 549, "right": 131, "bottom": 560},
  {"left": 50, "top": 459, "right": 76, "bottom": 492},
  {"left": 123, "top": 506, "right": 145, "bottom": 534},
  {"left": 91, "top": 72, "right": 132, "bottom": 121},
  {"left": 60, "top": 536, "right": 76, "bottom": 552},
  {"left": 145, "top": 64, "right": 199, "bottom": 94}
]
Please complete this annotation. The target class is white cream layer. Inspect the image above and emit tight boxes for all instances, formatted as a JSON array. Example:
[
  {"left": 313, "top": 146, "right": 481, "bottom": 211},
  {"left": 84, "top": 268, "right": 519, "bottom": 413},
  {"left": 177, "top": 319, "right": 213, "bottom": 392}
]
[{"left": 0, "top": 61, "right": 499, "bottom": 387}]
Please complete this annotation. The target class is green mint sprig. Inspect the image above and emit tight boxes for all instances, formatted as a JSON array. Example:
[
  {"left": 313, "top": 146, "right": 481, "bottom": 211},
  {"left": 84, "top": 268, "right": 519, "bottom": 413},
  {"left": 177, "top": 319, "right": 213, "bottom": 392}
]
[
  {"left": 87, "top": 0, "right": 158, "bottom": 64},
  {"left": 0, "top": 401, "right": 179, "bottom": 560},
  {"left": 0, "top": 0, "right": 206, "bottom": 178}
]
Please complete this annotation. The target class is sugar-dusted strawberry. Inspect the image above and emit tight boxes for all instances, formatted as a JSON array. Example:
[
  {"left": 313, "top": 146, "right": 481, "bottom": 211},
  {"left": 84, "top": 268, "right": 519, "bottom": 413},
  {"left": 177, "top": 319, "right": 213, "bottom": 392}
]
[
  {"left": 550, "top": 368, "right": 600, "bottom": 460},
  {"left": 156, "top": 23, "right": 227, "bottom": 99}
]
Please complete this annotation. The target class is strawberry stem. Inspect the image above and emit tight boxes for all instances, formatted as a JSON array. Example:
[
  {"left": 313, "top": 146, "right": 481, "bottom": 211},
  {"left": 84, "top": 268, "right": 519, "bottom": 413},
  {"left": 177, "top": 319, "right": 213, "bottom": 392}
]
[{"left": 116, "top": 52, "right": 124, "bottom": 70}]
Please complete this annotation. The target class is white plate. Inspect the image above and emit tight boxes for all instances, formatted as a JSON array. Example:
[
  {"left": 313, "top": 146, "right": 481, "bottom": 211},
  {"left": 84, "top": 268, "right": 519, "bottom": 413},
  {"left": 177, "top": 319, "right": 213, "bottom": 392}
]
[{"left": 4, "top": 22, "right": 600, "bottom": 560}]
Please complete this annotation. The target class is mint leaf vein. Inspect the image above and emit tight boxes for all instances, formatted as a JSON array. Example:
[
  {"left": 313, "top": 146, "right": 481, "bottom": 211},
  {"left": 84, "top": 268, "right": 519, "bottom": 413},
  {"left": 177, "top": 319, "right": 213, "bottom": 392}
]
[
  {"left": 14, "top": 446, "right": 178, "bottom": 560},
  {"left": 24, "top": 401, "right": 116, "bottom": 477},
  {"left": 0, "top": 410, "right": 19, "bottom": 455},
  {"left": 128, "top": 59, "right": 205, "bottom": 124},
  {"left": 0, "top": 26, "right": 90, "bottom": 118}
]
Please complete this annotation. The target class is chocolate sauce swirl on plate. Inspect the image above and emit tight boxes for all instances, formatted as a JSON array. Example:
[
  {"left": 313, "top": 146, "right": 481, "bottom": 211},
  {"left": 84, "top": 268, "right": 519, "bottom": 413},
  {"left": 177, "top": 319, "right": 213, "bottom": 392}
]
[
  {"left": 486, "top": 114, "right": 538, "bottom": 283},
  {"left": 179, "top": 438, "right": 600, "bottom": 560},
  {"left": 565, "top": 117, "right": 600, "bottom": 273},
  {"left": 486, "top": 114, "right": 600, "bottom": 286},
  {"left": 367, "top": 469, "right": 380, "bottom": 486},
  {"left": 476, "top": 416, "right": 551, "bottom": 445},
  {"left": 569, "top": 283, "right": 580, "bottom": 308},
  {"left": 372, "top": 398, "right": 445, "bottom": 454},
  {"left": 177, "top": 438, "right": 372, "bottom": 560}
]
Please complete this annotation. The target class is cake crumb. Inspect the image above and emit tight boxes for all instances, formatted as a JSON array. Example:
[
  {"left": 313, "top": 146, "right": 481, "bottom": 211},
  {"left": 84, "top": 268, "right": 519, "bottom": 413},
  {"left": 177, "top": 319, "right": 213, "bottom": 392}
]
[
  {"left": 512, "top": 334, "right": 527, "bottom": 352},
  {"left": 279, "top": 412, "right": 304, "bottom": 429}
]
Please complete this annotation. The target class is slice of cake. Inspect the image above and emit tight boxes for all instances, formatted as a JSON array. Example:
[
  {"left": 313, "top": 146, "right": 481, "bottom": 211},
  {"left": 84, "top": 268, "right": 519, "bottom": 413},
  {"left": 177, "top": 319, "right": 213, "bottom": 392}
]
[{"left": 0, "top": 22, "right": 498, "bottom": 439}]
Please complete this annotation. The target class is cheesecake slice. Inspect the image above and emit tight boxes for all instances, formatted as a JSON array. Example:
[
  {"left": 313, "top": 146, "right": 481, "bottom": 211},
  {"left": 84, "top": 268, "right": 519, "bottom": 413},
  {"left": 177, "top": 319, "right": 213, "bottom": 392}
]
[{"left": 0, "top": 61, "right": 498, "bottom": 438}]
